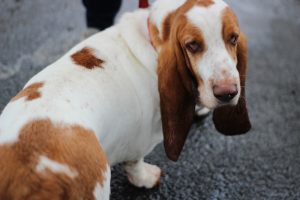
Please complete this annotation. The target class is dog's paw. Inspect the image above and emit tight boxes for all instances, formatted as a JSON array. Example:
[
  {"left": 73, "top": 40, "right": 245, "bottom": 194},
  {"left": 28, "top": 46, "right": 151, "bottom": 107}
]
[{"left": 124, "top": 160, "right": 161, "bottom": 189}]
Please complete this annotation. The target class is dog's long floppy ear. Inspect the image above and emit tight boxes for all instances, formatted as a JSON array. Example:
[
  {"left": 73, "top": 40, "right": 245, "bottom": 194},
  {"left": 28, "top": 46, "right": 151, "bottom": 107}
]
[
  {"left": 157, "top": 37, "right": 197, "bottom": 161},
  {"left": 213, "top": 33, "right": 251, "bottom": 135}
]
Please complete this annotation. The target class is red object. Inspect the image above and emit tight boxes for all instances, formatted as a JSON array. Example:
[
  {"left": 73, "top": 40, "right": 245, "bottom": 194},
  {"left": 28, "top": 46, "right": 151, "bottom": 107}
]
[{"left": 139, "top": 0, "right": 149, "bottom": 8}]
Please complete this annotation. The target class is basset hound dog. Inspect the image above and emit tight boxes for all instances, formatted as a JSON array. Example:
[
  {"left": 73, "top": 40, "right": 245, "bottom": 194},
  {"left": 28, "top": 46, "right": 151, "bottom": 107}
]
[{"left": 0, "top": 0, "right": 251, "bottom": 199}]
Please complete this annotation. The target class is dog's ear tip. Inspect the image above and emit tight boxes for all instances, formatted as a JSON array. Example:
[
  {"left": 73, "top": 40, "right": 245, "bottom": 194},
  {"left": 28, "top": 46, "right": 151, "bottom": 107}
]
[
  {"left": 166, "top": 153, "right": 180, "bottom": 162},
  {"left": 214, "top": 120, "right": 252, "bottom": 136},
  {"left": 222, "top": 128, "right": 251, "bottom": 135},
  {"left": 164, "top": 142, "right": 181, "bottom": 161},
  {"left": 212, "top": 98, "right": 252, "bottom": 136}
]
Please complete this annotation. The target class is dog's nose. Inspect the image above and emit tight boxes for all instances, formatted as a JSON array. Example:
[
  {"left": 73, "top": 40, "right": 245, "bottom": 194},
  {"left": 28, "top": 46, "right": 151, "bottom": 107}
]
[{"left": 213, "top": 84, "right": 238, "bottom": 103}]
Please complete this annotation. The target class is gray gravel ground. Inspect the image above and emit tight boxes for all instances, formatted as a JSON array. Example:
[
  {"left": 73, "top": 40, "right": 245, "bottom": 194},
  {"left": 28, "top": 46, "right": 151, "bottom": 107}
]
[{"left": 1, "top": 0, "right": 300, "bottom": 199}]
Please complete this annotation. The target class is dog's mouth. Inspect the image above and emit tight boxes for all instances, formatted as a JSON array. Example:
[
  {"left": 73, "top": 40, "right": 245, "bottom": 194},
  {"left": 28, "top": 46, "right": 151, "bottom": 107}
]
[
  {"left": 215, "top": 100, "right": 236, "bottom": 108},
  {"left": 215, "top": 93, "right": 240, "bottom": 107},
  {"left": 196, "top": 92, "right": 240, "bottom": 110}
]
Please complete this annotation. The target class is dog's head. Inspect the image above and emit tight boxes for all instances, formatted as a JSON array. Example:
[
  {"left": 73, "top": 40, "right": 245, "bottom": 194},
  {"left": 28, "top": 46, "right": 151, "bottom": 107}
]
[{"left": 149, "top": 0, "right": 251, "bottom": 161}]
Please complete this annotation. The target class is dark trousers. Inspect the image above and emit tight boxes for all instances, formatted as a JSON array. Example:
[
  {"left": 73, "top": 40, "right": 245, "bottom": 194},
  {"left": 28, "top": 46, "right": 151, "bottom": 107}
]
[{"left": 82, "top": 0, "right": 122, "bottom": 30}]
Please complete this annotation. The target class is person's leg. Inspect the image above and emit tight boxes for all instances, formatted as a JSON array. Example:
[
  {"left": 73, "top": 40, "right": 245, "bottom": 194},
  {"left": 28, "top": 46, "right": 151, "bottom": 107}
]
[{"left": 82, "top": 0, "right": 122, "bottom": 30}]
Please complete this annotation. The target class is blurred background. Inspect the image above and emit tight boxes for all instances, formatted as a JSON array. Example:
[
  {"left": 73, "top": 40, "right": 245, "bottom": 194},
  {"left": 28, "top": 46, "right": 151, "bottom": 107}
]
[{"left": 0, "top": 0, "right": 300, "bottom": 199}]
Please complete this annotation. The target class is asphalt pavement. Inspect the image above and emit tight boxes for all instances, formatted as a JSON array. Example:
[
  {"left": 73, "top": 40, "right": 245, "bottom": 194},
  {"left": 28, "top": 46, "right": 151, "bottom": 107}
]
[{"left": 0, "top": 0, "right": 300, "bottom": 199}]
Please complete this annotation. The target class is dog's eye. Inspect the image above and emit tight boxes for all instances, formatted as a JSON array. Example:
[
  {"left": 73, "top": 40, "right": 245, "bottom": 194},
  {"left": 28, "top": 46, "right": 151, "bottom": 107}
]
[
  {"left": 229, "top": 34, "right": 239, "bottom": 45},
  {"left": 186, "top": 41, "right": 202, "bottom": 53}
]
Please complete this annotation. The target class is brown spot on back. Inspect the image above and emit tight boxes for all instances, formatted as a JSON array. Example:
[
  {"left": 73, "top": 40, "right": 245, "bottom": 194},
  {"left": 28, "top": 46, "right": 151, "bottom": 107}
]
[
  {"left": 0, "top": 119, "right": 108, "bottom": 199},
  {"left": 11, "top": 82, "right": 44, "bottom": 102},
  {"left": 71, "top": 47, "right": 104, "bottom": 69}
]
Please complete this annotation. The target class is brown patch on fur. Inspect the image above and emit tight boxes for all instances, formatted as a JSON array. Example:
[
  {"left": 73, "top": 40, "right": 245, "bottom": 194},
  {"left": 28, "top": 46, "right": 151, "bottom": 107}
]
[
  {"left": 161, "top": 12, "right": 175, "bottom": 42},
  {"left": 11, "top": 82, "right": 44, "bottom": 102},
  {"left": 149, "top": 21, "right": 163, "bottom": 49},
  {"left": 222, "top": 7, "right": 240, "bottom": 61},
  {"left": 155, "top": 0, "right": 207, "bottom": 85},
  {"left": 159, "top": 0, "right": 194, "bottom": 44},
  {"left": 178, "top": 16, "right": 206, "bottom": 87},
  {"left": 196, "top": 0, "right": 214, "bottom": 7},
  {"left": 71, "top": 47, "right": 104, "bottom": 69},
  {"left": 0, "top": 119, "right": 108, "bottom": 199},
  {"left": 153, "top": 0, "right": 214, "bottom": 47}
]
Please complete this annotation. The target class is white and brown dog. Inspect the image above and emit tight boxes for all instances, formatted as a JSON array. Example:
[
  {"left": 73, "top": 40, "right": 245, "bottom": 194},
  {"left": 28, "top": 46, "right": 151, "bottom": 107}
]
[{"left": 0, "top": 0, "right": 251, "bottom": 199}]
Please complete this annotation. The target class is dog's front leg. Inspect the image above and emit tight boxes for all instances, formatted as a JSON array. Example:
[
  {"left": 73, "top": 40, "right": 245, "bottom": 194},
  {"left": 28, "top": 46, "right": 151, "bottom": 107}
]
[{"left": 124, "top": 159, "right": 161, "bottom": 188}]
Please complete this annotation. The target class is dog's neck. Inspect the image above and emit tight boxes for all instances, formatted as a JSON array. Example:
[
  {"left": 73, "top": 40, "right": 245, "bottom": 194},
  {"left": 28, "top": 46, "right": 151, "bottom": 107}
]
[
  {"left": 118, "top": 0, "right": 186, "bottom": 74},
  {"left": 118, "top": 10, "right": 157, "bottom": 75}
]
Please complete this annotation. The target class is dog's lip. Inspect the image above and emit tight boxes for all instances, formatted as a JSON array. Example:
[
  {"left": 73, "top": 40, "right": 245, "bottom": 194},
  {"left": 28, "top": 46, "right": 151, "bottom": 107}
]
[
  {"left": 197, "top": 93, "right": 237, "bottom": 109},
  {"left": 196, "top": 97, "right": 215, "bottom": 109},
  {"left": 215, "top": 99, "right": 237, "bottom": 107}
]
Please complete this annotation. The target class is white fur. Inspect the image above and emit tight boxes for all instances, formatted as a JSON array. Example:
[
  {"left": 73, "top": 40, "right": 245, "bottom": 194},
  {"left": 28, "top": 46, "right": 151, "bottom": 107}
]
[
  {"left": 186, "top": 0, "right": 241, "bottom": 108},
  {"left": 195, "top": 105, "right": 211, "bottom": 116},
  {"left": 0, "top": 0, "right": 240, "bottom": 198},
  {"left": 36, "top": 155, "right": 78, "bottom": 178},
  {"left": 124, "top": 159, "right": 161, "bottom": 188},
  {"left": 150, "top": 0, "right": 186, "bottom": 39}
]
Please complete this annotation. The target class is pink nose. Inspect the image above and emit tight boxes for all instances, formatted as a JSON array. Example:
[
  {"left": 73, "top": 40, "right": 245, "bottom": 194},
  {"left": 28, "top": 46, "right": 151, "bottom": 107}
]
[{"left": 213, "top": 84, "right": 238, "bottom": 103}]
